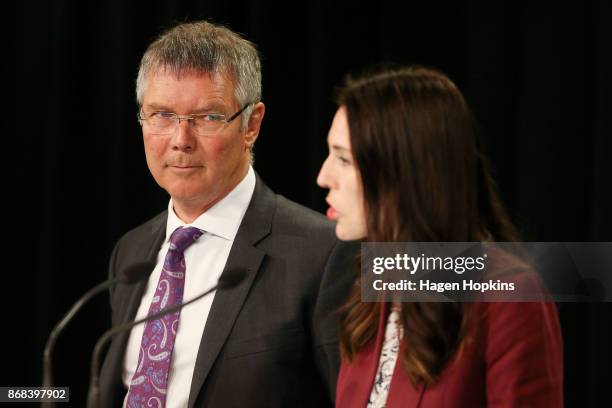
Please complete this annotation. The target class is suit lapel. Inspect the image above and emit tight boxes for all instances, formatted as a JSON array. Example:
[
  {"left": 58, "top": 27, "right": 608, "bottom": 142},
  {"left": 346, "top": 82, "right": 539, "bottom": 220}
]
[
  {"left": 188, "top": 176, "right": 274, "bottom": 407},
  {"left": 116, "top": 212, "right": 167, "bottom": 325},
  {"left": 102, "top": 213, "right": 167, "bottom": 405}
]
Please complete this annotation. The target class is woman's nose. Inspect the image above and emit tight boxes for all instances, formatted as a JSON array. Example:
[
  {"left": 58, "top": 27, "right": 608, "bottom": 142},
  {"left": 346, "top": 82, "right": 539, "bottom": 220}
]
[{"left": 317, "top": 156, "right": 333, "bottom": 188}]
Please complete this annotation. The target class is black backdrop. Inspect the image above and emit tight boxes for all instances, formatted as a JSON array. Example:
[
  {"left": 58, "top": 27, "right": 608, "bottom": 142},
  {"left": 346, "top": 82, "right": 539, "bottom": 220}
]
[{"left": 8, "top": 0, "right": 611, "bottom": 406}]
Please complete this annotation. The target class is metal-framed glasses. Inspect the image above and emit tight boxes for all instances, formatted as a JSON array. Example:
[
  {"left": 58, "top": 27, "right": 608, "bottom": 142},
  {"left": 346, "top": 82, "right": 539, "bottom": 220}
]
[{"left": 137, "top": 104, "right": 250, "bottom": 136}]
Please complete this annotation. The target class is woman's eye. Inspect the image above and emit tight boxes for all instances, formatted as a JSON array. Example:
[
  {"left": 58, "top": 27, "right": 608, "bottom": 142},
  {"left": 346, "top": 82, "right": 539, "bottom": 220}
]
[{"left": 338, "top": 156, "right": 352, "bottom": 166}]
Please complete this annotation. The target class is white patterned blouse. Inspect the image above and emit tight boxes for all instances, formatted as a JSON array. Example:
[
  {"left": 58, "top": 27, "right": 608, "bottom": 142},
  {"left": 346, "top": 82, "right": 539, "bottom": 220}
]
[{"left": 367, "top": 305, "right": 404, "bottom": 408}]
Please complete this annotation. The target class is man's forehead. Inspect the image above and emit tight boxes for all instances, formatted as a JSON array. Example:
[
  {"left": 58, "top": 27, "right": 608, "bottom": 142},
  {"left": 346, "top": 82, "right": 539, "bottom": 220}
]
[
  {"left": 143, "top": 67, "right": 238, "bottom": 110},
  {"left": 148, "top": 66, "right": 234, "bottom": 87}
]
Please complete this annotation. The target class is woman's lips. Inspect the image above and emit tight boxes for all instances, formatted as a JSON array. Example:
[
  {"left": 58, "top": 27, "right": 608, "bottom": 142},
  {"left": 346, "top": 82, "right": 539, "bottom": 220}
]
[{"left": 326, "top": 206, "right": 339, "bottom": 220}]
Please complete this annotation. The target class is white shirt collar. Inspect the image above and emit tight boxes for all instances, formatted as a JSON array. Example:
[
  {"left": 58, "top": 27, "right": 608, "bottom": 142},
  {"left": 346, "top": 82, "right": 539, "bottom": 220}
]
[{"left": 165, "top": 166, "right": 256, "bottom": 242}]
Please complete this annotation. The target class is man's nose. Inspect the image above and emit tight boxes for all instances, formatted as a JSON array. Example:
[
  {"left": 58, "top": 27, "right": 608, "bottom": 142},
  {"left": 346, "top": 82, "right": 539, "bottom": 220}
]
[{"left": 172, "top": 119, "right": 196, "bottom": 151}]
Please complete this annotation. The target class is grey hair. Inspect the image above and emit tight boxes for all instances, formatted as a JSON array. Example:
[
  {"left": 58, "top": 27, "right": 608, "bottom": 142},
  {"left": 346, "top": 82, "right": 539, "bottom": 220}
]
[{"left": 136, "top": 21, "right": 261, "bottom": 130}]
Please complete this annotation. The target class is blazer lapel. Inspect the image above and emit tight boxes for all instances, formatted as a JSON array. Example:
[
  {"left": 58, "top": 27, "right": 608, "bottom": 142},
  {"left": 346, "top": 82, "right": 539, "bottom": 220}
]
[
  {"left": 102, "top": 280, "right": 148, "bottom": 400},
  {"left": 101, "top": 212, "right": 167, "bottom": 406},
  {"left": 114, "top": 212, "right": 167, "bottom": 326},
  {"left": 188, "top": 176, "right": 274, "bottom": 407}
]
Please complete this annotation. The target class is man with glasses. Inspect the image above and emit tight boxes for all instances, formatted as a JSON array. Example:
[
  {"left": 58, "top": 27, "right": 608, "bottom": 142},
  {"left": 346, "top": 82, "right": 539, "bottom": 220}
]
[{"left": 98, "top": 21, "right": 353, "bottom": 408}]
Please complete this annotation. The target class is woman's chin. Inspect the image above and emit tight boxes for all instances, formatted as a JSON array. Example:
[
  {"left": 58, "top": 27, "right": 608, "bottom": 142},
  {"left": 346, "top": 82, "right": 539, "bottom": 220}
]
[{"left": 335, "top": 222, "right": 366, "bottom": 241}]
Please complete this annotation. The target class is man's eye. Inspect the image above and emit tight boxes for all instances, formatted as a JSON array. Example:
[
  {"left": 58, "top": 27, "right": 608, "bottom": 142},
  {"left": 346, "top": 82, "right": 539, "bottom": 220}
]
[
  {"left": 204, "top": 114, "right": 225, "bottom": 122},
  {"left": 152, "top": 112, "right": 175, "bottom": 119}
]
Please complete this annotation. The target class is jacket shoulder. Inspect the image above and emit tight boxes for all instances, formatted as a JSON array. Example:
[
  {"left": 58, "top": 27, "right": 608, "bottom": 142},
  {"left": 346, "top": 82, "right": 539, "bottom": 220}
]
[
  {"left": 110, "top": 211, "right": 167, "bottom": 277},
  {"left": 272, "top": 194, "right": 336, "bottom": 239},
  {"left": 115, "top": 210, "right": 167, "bottom": 248}
]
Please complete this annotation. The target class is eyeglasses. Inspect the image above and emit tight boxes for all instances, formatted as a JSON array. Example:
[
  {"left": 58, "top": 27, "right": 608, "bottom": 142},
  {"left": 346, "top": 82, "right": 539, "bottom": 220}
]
[{"left": 137, "top": 104, "right": 250, "bottom": 136}]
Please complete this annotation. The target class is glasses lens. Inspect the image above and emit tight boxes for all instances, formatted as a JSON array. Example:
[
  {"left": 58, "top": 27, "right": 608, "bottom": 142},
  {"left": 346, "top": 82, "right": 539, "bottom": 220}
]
[
  {"left": 148, "top": 114, "right": 175, "bottom": 134},
  {"left": 141, "top": 112, "right": 231, "bottom": 136},
  {"left": 192, "top": 115, "right": 225, "bottom": 135}
]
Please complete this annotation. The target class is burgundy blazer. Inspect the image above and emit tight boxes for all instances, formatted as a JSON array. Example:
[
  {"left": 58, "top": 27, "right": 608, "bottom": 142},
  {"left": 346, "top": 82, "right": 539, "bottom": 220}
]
[{"left": 336, "top": 255, "right": 564, "bottom": 407}]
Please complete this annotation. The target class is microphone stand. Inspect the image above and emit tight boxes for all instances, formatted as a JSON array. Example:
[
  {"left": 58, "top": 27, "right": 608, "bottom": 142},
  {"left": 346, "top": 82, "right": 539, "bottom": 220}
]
[
  {"left": 43, "top": 277, "right": 123, "bottom": 387},
  {"left": 87, "top": 268, "right": 244, "bottom": 408},
  {"left": 41, "top": 262, "right": 154, "bottom": 408}
]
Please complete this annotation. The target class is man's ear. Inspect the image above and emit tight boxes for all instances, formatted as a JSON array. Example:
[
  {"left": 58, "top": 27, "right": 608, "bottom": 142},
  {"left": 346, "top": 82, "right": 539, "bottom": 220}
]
[{"left": 244, "top": 102, "right": 265, "bottom": 149}]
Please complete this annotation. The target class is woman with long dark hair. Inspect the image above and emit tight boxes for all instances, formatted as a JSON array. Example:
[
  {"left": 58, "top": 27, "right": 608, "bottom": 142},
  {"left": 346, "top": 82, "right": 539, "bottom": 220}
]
[{"left": 317, "top": 66, "right": 563, "bottom": 407}]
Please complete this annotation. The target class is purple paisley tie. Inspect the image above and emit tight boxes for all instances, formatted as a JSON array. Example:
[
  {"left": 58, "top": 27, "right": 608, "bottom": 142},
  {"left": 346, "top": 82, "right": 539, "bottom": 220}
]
[{"left": 125, "top": 226, "right": 203, "bottom": 408}]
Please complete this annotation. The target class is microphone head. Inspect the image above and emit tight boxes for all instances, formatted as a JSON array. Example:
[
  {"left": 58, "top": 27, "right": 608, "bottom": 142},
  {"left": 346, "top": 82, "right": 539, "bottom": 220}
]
[
  {"left": 120, "top": 261, "right": 156, "bottom": 284},
  {"left": 218, "top": 268, "right": 246, "bottom": 289}
]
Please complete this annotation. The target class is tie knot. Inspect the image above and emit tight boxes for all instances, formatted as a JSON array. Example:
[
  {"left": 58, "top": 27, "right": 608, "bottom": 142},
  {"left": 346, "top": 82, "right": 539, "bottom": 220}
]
[{"left": 169, "top": 226, "right": 203, "bottom": 253}]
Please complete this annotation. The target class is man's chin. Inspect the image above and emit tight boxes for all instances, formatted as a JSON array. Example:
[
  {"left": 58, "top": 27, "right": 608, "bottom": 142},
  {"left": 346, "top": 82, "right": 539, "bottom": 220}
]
[{"left": 168, "top": 191, "right": 211, "bottom": 204}]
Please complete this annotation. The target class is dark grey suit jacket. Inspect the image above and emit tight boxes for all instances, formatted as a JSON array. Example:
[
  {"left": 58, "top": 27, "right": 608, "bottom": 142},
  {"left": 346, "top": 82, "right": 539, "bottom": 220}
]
[{"left": 98, "top": 176, "right": 356, "bottom": 407}]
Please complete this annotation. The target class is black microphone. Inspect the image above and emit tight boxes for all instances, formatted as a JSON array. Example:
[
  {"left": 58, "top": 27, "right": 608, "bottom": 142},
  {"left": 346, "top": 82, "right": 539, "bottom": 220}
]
[
  {"left": 87, "top": 268, "right": 245, "bottom": 408},
  {"left": 42, "top": 261, "right": 155, "bottom": 393}
]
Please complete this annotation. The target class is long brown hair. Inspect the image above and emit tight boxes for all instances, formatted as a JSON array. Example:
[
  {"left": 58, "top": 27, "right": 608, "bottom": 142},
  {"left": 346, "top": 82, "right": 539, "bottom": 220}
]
[{"left": 338, "top": 66, "right": 519, "bottom": 384}]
